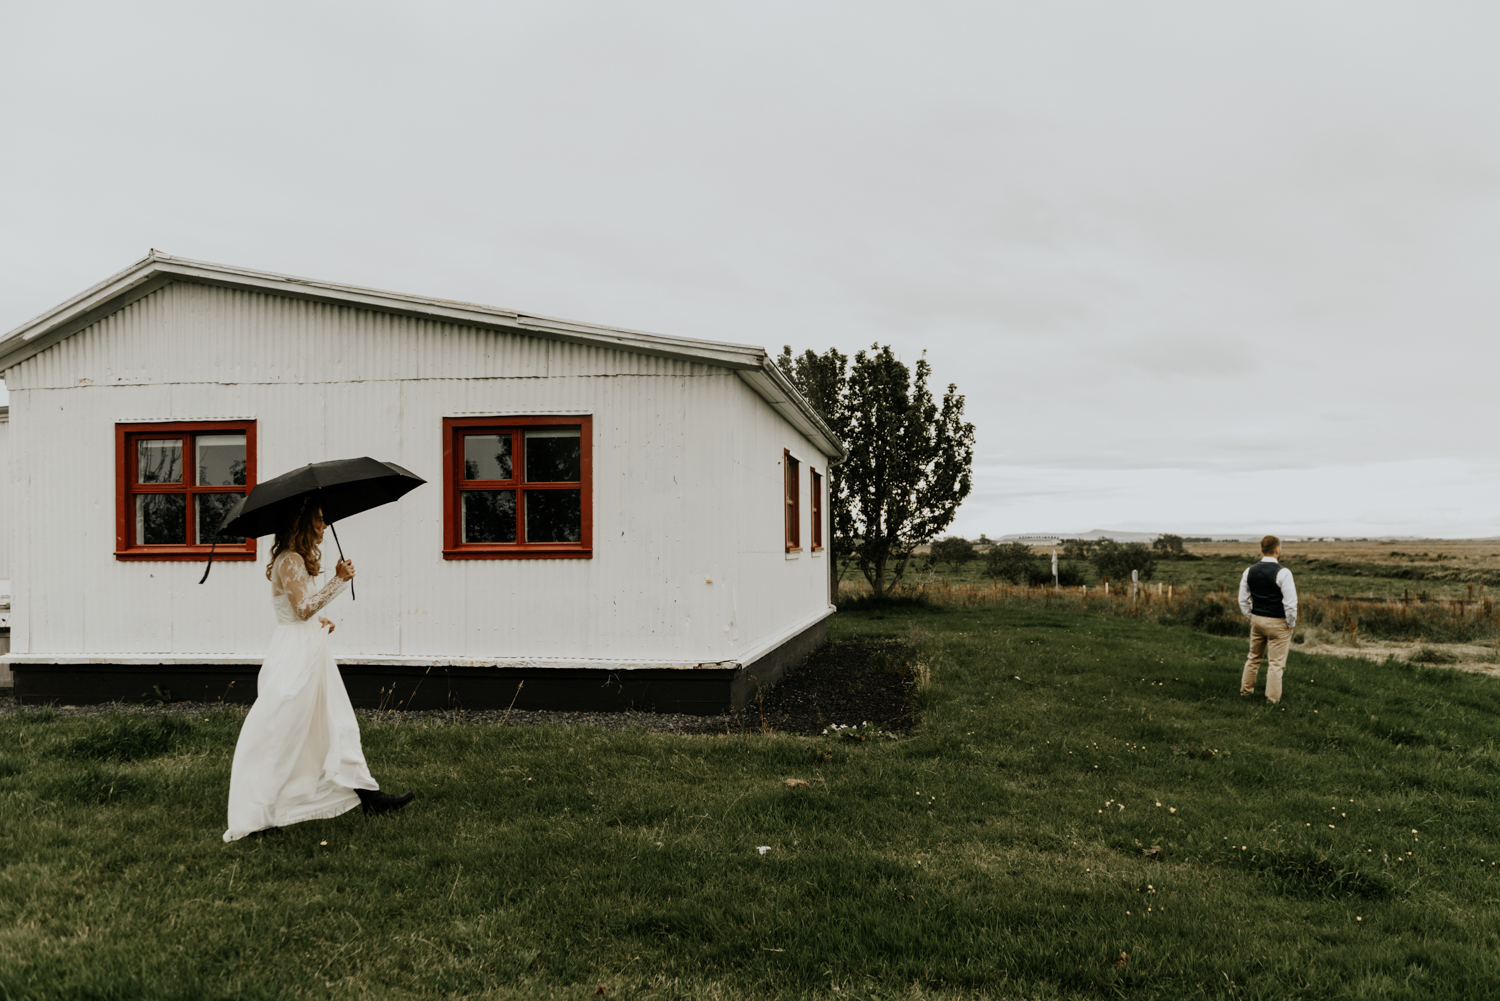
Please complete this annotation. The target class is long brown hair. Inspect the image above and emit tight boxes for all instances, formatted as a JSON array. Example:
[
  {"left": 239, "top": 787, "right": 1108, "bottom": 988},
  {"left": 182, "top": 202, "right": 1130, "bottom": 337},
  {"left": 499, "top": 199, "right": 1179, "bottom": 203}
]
[{"left": 266, "top": 499, "right": 323, "bottom": 579}]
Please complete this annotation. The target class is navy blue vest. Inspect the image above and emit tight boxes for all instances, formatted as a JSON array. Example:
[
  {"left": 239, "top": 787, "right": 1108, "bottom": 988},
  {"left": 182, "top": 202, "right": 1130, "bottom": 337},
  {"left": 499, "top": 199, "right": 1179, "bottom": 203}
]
[{"left": 1247, "top": 561, "right": 1285, "bottom": 618}]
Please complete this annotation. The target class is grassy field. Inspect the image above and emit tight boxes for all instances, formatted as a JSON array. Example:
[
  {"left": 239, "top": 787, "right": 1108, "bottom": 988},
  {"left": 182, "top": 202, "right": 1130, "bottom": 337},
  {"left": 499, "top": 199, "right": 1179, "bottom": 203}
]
[
  {"left": 896, "top": 539, "right": 1500, "bottom": 602},
  {"left": 6, "top": 602, "right": 1500, "bottom": 999}
]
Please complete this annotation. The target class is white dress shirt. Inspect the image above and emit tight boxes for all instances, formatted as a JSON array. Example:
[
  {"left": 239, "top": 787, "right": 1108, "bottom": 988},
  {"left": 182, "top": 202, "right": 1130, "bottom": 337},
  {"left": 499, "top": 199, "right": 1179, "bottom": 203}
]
[{"left": 1238, "top": 556, "right": 1297, "bottom": 628}]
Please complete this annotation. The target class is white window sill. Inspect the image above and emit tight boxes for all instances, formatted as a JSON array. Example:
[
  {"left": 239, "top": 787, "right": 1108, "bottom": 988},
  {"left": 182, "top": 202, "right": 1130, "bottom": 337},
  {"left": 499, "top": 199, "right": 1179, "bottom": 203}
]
[
  {"left": 810, "top": 550, "right": 824, "bottom": 558},
  {"left": 785, "top": 550, "right": 802, "bottom": 560}
]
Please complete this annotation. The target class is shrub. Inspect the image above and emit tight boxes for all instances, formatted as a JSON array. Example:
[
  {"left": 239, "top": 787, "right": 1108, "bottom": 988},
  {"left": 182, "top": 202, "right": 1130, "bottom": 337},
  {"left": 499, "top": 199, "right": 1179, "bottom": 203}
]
[
  {"left": 1061, "top": 539, "right": 1094, "bottom": 560},
  {"left": 1092, "top": 539, "right": 1158, "bottom": 582},
  {"left": 1301, "top": 595, "right": 1500, "bottom": 644},
  {"left": 1056, "top": 562, "right": 1087, "bottom": 587},
  {"left": 928, "top": 536, "right": 976, "bottom": 572},
  {"left": 1194, "top": 602, "right": 1246, "bottom": 637},
  {"left": 1153, "top": 533, "right": 1185, "bottom": 555},
  {"left": 985, "top": 542, "right": 1037, "bottom": 584},
  {"left": 1024, "top": 563, "right": 1053, "bottom": 587},
  {"left": 835, "top": 592, "right": 935, "bottom": 613},
  {"left": 1160, "top": 597, "right": 1245, "bottom": 637}
]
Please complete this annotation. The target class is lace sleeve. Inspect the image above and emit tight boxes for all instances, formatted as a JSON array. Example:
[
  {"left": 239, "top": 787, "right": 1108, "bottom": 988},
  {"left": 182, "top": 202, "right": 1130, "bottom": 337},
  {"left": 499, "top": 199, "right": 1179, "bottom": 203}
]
[{"left": 275, "top": 553, "right": 349, "bottom": 620}]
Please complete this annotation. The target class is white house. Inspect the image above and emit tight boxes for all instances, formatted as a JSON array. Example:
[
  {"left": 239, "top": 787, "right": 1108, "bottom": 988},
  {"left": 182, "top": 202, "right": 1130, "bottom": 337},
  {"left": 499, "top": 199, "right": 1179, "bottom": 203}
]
[
  {"left": 0, "top": 403, "right": 10, "bottom": 675},
  {"left": 0, "top": 253, "right": 842, "bottom": 713}
]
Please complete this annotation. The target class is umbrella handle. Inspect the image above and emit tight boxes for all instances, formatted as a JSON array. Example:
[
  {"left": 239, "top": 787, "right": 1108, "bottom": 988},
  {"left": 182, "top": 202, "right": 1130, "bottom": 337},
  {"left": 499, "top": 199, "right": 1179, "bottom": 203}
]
[{"left": 329, "top": 521, "right": 355, "bottom": 601}]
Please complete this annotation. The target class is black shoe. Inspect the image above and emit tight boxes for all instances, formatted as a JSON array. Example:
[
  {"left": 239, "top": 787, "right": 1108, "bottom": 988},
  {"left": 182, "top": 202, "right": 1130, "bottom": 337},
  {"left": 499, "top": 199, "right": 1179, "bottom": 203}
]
[{"left": 356, "top": 788, "right": 415, "bottom": 816}]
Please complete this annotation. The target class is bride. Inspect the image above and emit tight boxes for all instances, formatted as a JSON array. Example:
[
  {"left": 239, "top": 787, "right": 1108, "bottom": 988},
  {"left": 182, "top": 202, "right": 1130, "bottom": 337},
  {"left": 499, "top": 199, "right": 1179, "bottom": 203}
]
[{"left": 223, "top": 499, "right": 414, "bottom": 842}]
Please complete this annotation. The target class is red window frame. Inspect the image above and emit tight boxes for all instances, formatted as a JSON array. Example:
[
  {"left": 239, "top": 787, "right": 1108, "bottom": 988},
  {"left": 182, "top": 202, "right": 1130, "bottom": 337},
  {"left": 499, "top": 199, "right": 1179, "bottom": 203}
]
[
  {"left": 784, "top": 449, "right": 801, "bottom": 552},
  {"left": 810, "top": 466, "right": 823, "bottom": 552},
  {"left": 114, "top": 420, "right": 258, "bottom": 561},
  {"left": 442, "top": 415, "right": 593, "bottom": 559}
]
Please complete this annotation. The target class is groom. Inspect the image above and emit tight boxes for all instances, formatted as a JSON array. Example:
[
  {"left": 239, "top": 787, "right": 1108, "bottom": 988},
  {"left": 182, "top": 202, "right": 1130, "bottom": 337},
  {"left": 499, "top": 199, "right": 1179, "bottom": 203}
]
[{"left": 1238, "top": 535, "right": 1298, "bottom": 703}]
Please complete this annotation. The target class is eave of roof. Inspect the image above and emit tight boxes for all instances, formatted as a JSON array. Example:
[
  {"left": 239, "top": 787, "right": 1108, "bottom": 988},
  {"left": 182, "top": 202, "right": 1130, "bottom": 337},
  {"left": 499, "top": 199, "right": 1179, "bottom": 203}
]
[{"left": 0, "top": 253, "right": 845, "bottom": 459}]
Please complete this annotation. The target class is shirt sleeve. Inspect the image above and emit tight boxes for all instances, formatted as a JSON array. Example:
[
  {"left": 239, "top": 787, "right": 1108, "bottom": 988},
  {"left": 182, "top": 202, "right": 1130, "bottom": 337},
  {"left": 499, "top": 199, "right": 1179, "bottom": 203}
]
[
  {"left": 276, "top": 553, "right": 350, "bottom": 621},
  {"left": 1278, "top": 567, "right": 1298, "bottom": 628},
  {"left": 1238, "top": 567, "right": 1254, "bottom": 618}
]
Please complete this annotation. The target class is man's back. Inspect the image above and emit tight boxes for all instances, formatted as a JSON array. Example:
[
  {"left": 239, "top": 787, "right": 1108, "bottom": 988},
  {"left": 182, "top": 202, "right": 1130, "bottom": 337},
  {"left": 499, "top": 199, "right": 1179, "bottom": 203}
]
[
  {"left": 1239, "top": 536, "right": 1298, "bottom": 704},
  {"left": 1245, "top": 560, "right": 1287, "bottom": 619}
]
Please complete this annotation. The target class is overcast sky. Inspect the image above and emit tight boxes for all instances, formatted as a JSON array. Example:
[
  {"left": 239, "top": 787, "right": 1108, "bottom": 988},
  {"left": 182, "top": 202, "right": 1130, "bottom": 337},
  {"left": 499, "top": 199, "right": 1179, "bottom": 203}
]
[{"left": 4, "top": 3, "right": 1498, "bottom": 538}]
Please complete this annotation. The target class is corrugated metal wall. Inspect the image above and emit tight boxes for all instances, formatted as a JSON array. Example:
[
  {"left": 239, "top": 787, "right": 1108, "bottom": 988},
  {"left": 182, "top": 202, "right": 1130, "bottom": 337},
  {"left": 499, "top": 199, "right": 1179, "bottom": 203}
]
[
  {"left": 0, "top": 410, "right": 10, "bottom": 584},
  {"left": 6, "top": 283, "right": 709, "bottom": 391},
  {"left": 4, "top": 282, "right": 832, "bottom": 666}
]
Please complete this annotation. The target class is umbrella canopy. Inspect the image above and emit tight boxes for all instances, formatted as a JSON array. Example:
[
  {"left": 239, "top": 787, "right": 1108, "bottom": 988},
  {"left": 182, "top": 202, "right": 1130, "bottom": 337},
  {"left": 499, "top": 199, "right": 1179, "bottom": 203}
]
[
  {"left": 217, "top": 456, "right": 425, "bottom": 540},
  {"left": 199, "top": 457, "right": 425, "bottom": 588}
]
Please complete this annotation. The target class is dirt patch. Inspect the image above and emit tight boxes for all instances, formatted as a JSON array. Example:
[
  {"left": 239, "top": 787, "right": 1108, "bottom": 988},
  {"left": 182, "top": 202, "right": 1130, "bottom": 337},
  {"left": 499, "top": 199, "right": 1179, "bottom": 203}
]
[
  {"left": 1295, "top": 635, "right": 1500, "bottom": 676},
  {"left": 728, "top": 639, "right": 919, "bottom": 736}
]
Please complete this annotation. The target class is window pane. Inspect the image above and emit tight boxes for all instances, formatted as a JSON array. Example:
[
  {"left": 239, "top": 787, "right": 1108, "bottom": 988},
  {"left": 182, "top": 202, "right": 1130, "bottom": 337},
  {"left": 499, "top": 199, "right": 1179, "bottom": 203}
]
[
  {"left": 137, "top": 439, "right": 183, "bottom": 484},
  {"left": 525, "top": 428, "right": 581, "bottom": 482},
  {"left": 463, "top": 434, "right": 513, "bottom": 481},
  {"left": 525, "top": 489, "right": 581, "bottom": 543},
  {"left": 461, "top": 490, "right": 517, "bottom": 543},
  {"left": 196, "top": 492, "right": 246, "bottom": 545},
  {"left": 197, "top": 434, "right": 247, "bottom": 486},
  {"left": 135, "top": 494, "right": 186, "bottom": 545}
]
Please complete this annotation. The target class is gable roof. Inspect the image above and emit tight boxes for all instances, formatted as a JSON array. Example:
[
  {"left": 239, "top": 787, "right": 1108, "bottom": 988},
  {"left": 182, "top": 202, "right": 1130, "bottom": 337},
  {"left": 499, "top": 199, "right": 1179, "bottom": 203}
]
[{"left": 0, "top": 252, "right": 844, "bottom": 460}]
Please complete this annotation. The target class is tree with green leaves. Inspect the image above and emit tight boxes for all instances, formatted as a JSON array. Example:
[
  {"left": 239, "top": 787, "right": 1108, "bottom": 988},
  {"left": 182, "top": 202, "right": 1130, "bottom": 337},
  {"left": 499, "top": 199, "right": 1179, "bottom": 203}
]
[
  {"left": 777, "top": 343, "right": 975, "bottom": 600},
  {"left": 928, "top": 536, "right": 976, "bottom": 573},
  {"left": 1091, "top": 539, "right": 1158, "bottom": 583},
  {"left": 842, "top": 345, "right": 975, "bottom": 597},
  {"left": 1061, "top": 538, "right": 1094, "bottom": 561},
  {"left": 985, "top": 541, "right": 1037, "bottom": 584},
  {"left": 1153, "top": 533, "right": 1185, "bottom": 555}
]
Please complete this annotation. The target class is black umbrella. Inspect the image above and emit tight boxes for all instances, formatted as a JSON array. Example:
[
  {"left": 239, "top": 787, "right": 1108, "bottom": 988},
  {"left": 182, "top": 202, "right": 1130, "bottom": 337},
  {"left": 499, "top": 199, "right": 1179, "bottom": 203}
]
[{"left": 198, "top": 457, "right": 426, "bottom": 598}]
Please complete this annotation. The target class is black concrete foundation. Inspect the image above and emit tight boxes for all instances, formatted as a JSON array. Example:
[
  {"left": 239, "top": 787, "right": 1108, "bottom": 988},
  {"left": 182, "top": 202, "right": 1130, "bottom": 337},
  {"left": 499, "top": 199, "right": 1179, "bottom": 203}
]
[
  {"left": 730, "top": 617, "right": 827, "bottom": 711},
  {"left": 11, "top": 616, "right": 829, "bottom": 716}
]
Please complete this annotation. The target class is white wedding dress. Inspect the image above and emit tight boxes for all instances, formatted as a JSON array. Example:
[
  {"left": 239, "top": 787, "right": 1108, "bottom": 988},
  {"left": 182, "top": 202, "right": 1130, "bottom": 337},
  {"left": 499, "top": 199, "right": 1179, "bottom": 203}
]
[{"left": 223, "top": 551, "right": 378, "bottom": 842}]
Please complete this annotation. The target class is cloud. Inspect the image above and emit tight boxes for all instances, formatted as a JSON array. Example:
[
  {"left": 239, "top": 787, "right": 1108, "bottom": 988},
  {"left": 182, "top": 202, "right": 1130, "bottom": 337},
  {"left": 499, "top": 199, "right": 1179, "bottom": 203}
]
[{"left": 2, "top": 3, "right": 1498, "bottom": 536}]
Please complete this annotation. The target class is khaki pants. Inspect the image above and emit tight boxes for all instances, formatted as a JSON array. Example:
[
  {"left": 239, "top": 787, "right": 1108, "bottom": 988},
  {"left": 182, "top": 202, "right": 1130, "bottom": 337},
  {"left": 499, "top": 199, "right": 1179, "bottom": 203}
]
[{"left": 1241, "top": 615, "right": 1292, "bottom": 702}]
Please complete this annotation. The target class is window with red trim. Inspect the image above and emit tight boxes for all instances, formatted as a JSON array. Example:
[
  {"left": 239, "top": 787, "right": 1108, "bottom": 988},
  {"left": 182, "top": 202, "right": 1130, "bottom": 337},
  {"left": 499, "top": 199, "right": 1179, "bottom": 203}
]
[
  {"left": 784, "top": 450, "right": 801, "bottom": 552},
  {"left": 810, "top": 467, "right": 823, "bottom": 552},
  {"left": 443, "top": 416, "right": 593, "bottom": 559},
  {"left": 115, "top": 421, "right": 257, "bottom": 560}
]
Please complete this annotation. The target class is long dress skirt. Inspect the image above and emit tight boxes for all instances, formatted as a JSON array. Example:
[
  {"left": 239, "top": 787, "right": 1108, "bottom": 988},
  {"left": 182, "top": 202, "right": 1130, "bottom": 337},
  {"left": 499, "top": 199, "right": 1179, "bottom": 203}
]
[{"left": 223, "top": 613, "right": 377, "bottom": 842}]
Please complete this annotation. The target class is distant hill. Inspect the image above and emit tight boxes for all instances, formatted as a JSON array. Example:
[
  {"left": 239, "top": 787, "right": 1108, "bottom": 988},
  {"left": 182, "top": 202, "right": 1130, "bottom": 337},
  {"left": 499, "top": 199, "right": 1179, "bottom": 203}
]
[
  {"left": 998, "top": 529, "right": 1160, "bottom": 544},
  {"left": 992, "top": 531, "right": 1444, "bottom": 544}
]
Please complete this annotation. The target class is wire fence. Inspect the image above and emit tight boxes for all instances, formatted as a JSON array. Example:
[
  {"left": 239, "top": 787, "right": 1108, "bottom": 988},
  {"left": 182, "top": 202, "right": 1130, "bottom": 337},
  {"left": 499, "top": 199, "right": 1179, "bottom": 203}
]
[{"left": 834, "top": 578, "right": 1500, "bottom": 644}]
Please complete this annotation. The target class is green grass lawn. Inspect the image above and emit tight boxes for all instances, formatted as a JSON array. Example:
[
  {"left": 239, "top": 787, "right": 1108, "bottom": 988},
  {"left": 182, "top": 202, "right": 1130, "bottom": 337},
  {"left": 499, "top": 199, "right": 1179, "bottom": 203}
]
[{"left": 5, "top": 604, "right": 1500, "bottom": 1000}]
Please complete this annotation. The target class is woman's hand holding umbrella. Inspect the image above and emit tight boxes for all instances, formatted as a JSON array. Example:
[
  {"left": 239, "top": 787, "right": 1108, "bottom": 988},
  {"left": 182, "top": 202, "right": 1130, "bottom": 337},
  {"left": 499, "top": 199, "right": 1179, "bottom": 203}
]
[{"left": 199, "top": 457, "right": 424, "bottom": 596}]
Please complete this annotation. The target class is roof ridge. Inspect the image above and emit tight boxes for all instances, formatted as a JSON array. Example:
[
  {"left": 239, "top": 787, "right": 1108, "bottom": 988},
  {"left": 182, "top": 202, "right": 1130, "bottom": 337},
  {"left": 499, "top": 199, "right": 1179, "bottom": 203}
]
[{"left": 0, "top": 254, "right": 844, "bottom": 459}]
